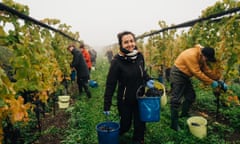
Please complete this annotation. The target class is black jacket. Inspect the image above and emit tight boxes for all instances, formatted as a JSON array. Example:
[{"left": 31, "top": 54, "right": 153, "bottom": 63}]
[
  {"left": 104, "top": 52, "right": 150, "bottom": 111},
  {"left": 70, "top": 48, "right": 89, "bottom": 78}
]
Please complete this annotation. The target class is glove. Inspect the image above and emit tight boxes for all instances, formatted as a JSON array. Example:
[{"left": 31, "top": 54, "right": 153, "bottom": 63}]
[
  {"left": 211, "top": 81, "right": 219, "bottom": 89},
  {"left": 146, "top": 80, "right": 154, "bottom": 89},
  {"left": 218, "top": 80, "right": 228, "bottom": 91},
  {"left": 103, "top": 111, "right": 110, "bottom": 116}
]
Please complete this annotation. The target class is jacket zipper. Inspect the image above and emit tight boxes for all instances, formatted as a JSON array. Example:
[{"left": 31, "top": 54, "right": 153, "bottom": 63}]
[
  {"left": 139, "top": 65, "right": 143, "bottom": 77},
  {"left": 122, "top": 63, "right": 143, "bottom": 101},
  {"left": 122, "top": 87, "right": 126, "bottom": 100}
]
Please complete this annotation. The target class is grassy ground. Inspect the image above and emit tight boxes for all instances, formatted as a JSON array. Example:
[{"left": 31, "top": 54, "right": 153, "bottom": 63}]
[{"left": 35, "top": 57, "right": 240, "bottom": 144}]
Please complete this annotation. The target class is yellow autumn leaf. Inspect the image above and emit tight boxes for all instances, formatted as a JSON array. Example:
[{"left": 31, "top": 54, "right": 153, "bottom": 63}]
[
  {"left": 37, "top": 91, "right": 49, "bottom": 104},
  {"left": 0, "top": 125, "right": 3, "bottom": 144},
  {"left": 6, "top": 96, "right": 31, "bottom": 123}
]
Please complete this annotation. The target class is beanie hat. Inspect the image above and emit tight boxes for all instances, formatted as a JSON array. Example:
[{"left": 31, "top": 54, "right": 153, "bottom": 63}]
[{"left": 201, "top": 47, "right": 216, "bottom": 62}]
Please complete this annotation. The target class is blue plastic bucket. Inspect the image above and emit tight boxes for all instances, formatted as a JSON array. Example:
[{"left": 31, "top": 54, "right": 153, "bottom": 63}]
[
  {"left": 89, "top": 80, "right": 98, "bottom": 88},
  {"left": 138, "top": 97, "right": 161, "bottom": 122},
  {"left": 96, "top": 122, "right": 120, "bottom": 144}
]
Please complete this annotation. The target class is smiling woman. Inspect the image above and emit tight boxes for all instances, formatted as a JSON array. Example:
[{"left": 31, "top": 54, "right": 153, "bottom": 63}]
[
  {"left": 13, "top": 0, "right": 218, "bottom": 48},
  {"left": 118, "top": 31, "right": 136, "bottom": 53},
  {"left": 103, "top": 31, "right": 152, "bottom": 144}
]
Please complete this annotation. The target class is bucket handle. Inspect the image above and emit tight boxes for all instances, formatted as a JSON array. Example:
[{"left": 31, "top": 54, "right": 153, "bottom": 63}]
[
  {"left": 136, "top": 85, "right": 146, "bottom": 98},
  {"left": 157, "top": 82, "right": 166, "bottom": 97},
  {"left": 105, "top": 114, "right": 110, "bottom": 122},
  {"left": 104, "top": 114, "right": 112, "bottom": 132}
]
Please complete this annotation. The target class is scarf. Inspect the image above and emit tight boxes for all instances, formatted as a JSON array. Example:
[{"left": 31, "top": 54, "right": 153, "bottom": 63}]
[
  {"left": 126, "top": 49, "right": 138, "bottom": 60},
  {"left": 119, "top": 49, "right": 138, "bottom": 62}
]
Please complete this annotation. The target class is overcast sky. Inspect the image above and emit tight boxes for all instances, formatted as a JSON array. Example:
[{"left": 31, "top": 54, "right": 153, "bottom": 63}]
[{"left": 6, "top": 0, "right": 219, "bottom": 49}]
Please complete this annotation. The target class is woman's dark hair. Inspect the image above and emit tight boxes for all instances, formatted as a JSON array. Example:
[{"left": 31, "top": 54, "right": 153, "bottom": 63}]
[
  {"left": 67, "top": 44, "right": 75, "bottom": 50},
  {"left": 117, "top": 31, "right": 136, "bottom": 48}
]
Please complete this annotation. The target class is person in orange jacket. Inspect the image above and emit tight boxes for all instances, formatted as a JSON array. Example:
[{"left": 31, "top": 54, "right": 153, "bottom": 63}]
[
  {"left": 79, "top": 43, "right": 92, "bottom": 73},
  {"left": 169, "top": 44, "right": 227, "bottom": 131}
]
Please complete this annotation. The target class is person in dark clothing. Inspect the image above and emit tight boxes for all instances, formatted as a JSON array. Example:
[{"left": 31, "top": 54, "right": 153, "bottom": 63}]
[
  {"left": 67, "top": 45, "right": 91, "bottom": 98},
  {"left": 103, "top": 31, "right": 152, "bottom": 144},
  {"left": 165, "top": 67, "right": 171, "bottom": 82},
  {"left": 89, "top": 48, "right": 97, "bottom": 69},
  {"left": 105, "top": 48, "right": 113, "bottom": 63}
]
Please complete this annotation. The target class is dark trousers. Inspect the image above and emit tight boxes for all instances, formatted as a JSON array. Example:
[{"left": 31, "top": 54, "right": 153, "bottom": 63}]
[
  {"left": 118, "top": 102, "right": 145, "bottom": 142},
  {"left": 170, "top": 66, "right": 196, "bottom": 109},
  {"left": 77, "top": 76, "right": 91, "bottom": 97}
]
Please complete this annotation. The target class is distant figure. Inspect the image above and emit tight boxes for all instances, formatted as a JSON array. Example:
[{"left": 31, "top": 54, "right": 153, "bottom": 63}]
[
  {"left": 88, "top": 48, "right": 97, "bottom": 70},
  {"left": 67, "top": 44, "right": 91, "bottom": 98},
  {"left": 79, "top": 43, "right": 92, "bottom": 73},
  {"left": 105, "top": 48, "right": 113, "bottom": 63}
]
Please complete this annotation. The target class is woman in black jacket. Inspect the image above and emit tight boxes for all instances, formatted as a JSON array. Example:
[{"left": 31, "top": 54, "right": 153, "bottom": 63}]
[{"left": 103, "top": 31, "right": 150, "bottom": 144}]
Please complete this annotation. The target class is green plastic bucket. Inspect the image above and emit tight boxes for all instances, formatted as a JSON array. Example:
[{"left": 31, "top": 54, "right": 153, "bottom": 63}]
[
  {"left": 58, "top": 95, "right": 70, "bottom": 109},
  {"left": 138, "top": 97, "right": 161, "bottom": 122},
  {"left": 96, "top": 121, "right": 120, "bottom": 144},
  {"left": 187, "top": 116, "right": 207, "bottom": 139}
]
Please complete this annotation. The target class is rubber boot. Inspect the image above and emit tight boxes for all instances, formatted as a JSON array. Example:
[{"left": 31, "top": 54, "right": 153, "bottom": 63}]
[
  {"left": 83, "top": 83, "right": 91, "bottom": 98},
  {"left": 85, "top": 88, "right": 91, "bottom": 98},
  {"left": 86, "top": 90, "right": 91, "bottom": 98},
  {"left": 170, "top": 108, "right": 180, "bottom": 131},
  {"left": 79, "top": 89, "right": 83, "bottom": 95},
  {"left": 180, "top": 101, "right": 191, "bottom": 118}
]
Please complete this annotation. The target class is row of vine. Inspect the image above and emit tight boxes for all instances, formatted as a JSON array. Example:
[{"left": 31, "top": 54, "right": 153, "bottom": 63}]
[{"left": 0, "top": 0, "right": 79, "bottom": 142}]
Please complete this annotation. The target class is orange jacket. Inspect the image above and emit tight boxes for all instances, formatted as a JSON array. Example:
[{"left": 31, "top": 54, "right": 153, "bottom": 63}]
[
  {"left": 174, "top": 46, "right": 220, "bottom": 85},
  {"left": 81, "top": 49, "right": 92, "bottom": 69}
]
